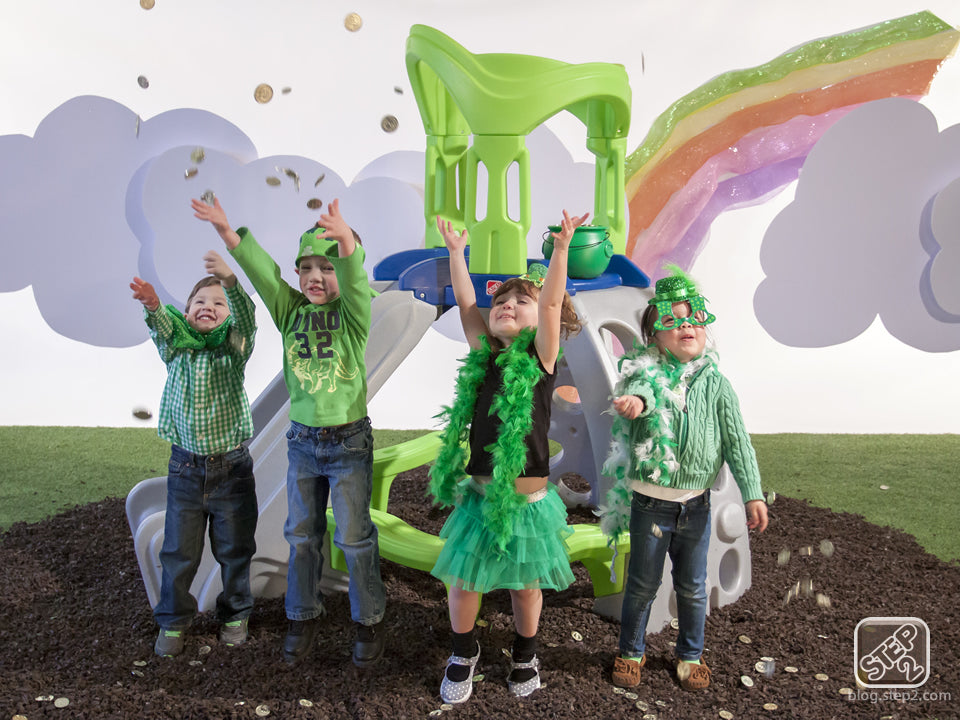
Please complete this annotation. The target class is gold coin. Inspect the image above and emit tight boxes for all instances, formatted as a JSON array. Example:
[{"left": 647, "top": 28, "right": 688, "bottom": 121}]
[
  {"left": 652, "top": 523, "right": 664, "bottom": 539},
  {"left": 198, "top": 645, "right": 212, "bottom": 655},
  {"left": 307, "top": 198, "right": 322, "bottom": 210},
  {"left": 133, "top": 660, "right": 147, "bottom": 666},
  {"left": 299, "top": 699, "right": 313, "bottom": 707},
  {"left": 799, "top": 545, "right": 813, "bottom": 556},
  {"left": 740, "top": 675, "right": 754, "bottom": 687},
  {"left": 131, "top": 669, "right": 144, "bottom": 677},
  {"left": 879, "top": 484, "right": 889, "bottom": 490},
  {"left": 201, "top": 190, "right": 216, "bottom": 206},
  {"left": 429, "top": 712, "right": 443, "bottom": 717},
  {"left": 767, "top": 490, "right": 776, "bottom": 505},
  {"left": 266, "top": 176, "right": 282, "bottom": 186},
  {"left": 776, "top": 548, "right": 791, "bottom": 566},
  {"left": 815, "top": 673, "right": 829, "bottom": 681},
  {"left": 612, "top": 687, "right": 625, "bottom": 695},
  {"left": 719, "top": 712, "right": 734, "bottom": 720},
  {"left": 381, "top": 115, "right": 399, "bottom": 133},
  {"left": 13, "top": 716, "right": 28, "bottom": 720},
  {"left": 819, "top": 540, "right": 835, "bottom": 557},
  {"left": 571, "top": 630, "right": 583, "bottom": 642},
  {"left": 670, "top": 617, "right": 679, "bottom": 630},
  {"left": 635, "top": 700, "right": 648, "bottom": 711},
  {"left": 439, "top": 704, "right": 453, "bottom": 711},
  {"left": 138, "top": 75, "right": 150, "bottom": 89},
  {"left": 140, "top": 0, "right": 155, "bottom": 8},
  {"left": 315, "top": 173, "right": 326, "bottom": 186},
  {"left": 54, "top": 698, "right": 70, "bottom": 708},
  {"left": 189, "top": 660, "right": 203, "bottom": 666},
  {"left": 254, "top": 83, "right": 274, "bottom": 104},
  {"left": 816, "top": 593, "right": 832, "bottom": 608},
  {"left": 755, "top": 661, "right": 768, "bottom": 673},
  {"left": 800, "top": 577, "right": 814, "bottom": 597},
  {"left": 255, "top": 705, "right": 271, "bottom": 717},
  {"left": 132, "top": 407, "right": 152, "bottom": 420},
  {"left": 762, "top": 704, "right": 778, "bottom": 711},
  {"left": 185, "top": 168, "right": 198, "bottom": 179},
  {"left": 282, "top": 86, "right": 292, "bottom": 94},
  {"left": 190, "top": 147, "right": 205, "bottom": 164},
  {"left": 784, "top": 666, "right": 798, "bottom": 673},
  {"left": 36, "top": 695, "right": 54, "bottom": 702},
  {"left": 838, "top": 687, "right": 853, "bottom": 695},
  {"left": 738, "top": 634, "right": 752, "bottom": 644},
  {"left": 624, "top": 691, "right": 638, "bottom": 700},
  {"left": 344, "top": 12, "right": 363, "bottom": 31}
]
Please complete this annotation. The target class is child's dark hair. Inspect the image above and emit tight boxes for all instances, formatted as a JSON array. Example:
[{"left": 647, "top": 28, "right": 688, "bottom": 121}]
[
  {"left": 185, "top": 276, "right": 222, "bottom": 313},
  {"left": 488, "top": 277, "right": 582, "bottom": 350},
  {"left": 640, "top": 304, "right": 658, "bottom": 345}
]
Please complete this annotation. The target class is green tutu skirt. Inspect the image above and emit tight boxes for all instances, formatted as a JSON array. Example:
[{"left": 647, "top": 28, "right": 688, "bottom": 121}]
[{"left": 431, "top": 481, "right": 575, "bottom": 593}]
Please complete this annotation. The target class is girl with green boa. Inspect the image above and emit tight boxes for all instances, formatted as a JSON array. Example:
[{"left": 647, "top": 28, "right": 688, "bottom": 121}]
[{"left": 429, "top": 211, "right": 586, "bottom": 704}]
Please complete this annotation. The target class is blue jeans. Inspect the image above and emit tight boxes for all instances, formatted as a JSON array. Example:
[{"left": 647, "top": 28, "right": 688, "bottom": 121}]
[
  {"left": 154, "top": 444, "right": 258, "bottom": 630},
  {"left": 619, "top": 491, "right": 711, "bottom": 661},
  {"left": 284, "top": 417, "right": 385, "bottom": 625}
]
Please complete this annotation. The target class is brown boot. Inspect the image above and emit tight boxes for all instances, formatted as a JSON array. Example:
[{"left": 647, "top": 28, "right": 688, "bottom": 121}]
[
  {"left": 612, "top": 655, "right": 645, "bottom": 688},
  {"left": 676, "top": 659, "right": 711, "bottom": 690}
]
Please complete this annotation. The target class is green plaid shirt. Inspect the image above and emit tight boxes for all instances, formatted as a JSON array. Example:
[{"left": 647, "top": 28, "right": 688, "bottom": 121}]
[{"left": 145, "top": 283, "right": 257, "bottom": 455}]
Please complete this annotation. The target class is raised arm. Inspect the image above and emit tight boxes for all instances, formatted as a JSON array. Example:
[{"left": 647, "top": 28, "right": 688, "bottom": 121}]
[
  {"left": 536, "top": 210, "right": 588, "bottom": 371},
  {"left": 192, "top": 197, "right": 242, "bottom": 250},
  {"left": 437, "top": 216, "right": 486, "bottom": 349},
  {"left": 317, "top": 198, "right": 356, "bottom": 258}
]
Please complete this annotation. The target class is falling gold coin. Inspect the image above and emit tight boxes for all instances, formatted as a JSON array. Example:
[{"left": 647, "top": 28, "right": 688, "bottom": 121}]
[
  {"left": 777, "top": 548, "right": 791, "bottom": 566},
  {"left": 819, "top": 540, "right": 835, "bottom": 557},
  {"left": 138, "top": 75, "right": 150, "bottom": 89},
  {"left": 307, "top": 198, "right": 322, "bottom": 210},
  {"left": 315, "top": 173, "right": 326, "bottom": 186},
  {"left": 394, "top": 86, "right": 404, "bottom": 94},
  {"left": 299, "top": 699, "right": 313, "bottom": 707},
  {"left": 652, "top": 523, "right": 664, "bottom": 539},
  {"left": 816, "top": 593, "right": 832, "bottom": 608},
  {"left": 201, "top": 190, "right": 216, "bottom": 206},
  {"left": 266, "top": 176, "right": 282, "bottom": 186},
  {"left": 282, "top": 87, "right": 292, "bottom": 94},
  {"left": 799, "top": 545, "right": 813, "bottom": 556},
  {"left": 54, "top": 698, "right": 70, "bottom": 708},
  {"left": 800, "top": 577, "right": 814, "bottom": 598},
  {"left": 670, "top": 617, "right": 679, "bottom": 629},
  {"left": 254, "top": 83, "right": 274, "bottom": 104},
  {"left": 767, "top": 490, "right": 776, "bottom": 505},
  {"left": 814, "top": 673, "right": 829, "bottom": 681},
  {"left": 344, "top": 12, "right": 362, "bottom": 31},
  {"left": 381, "top": 115, "right": 399, "bottom": 133},
  {"left": 185, "top": 167, "right": 199, "bottom": 179},
  {"left": 140, "top": 0, "right": 155, "bottom": 8},
  {"left": 132, "top": 407, "right": 152, "bottom": 420},
  {"left": 190, "top": 147, "right": 205, "bottom": 164}
]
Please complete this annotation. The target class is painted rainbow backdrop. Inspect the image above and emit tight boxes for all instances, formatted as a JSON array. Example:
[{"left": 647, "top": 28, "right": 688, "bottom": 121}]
[{"left": 625, "top": 10, "right": 960, "bottom": 277}]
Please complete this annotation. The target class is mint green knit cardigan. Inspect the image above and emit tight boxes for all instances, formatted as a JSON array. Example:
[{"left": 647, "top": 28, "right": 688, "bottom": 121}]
[{"left": 600, "top": 345, "right": 764, "bottom": 542}]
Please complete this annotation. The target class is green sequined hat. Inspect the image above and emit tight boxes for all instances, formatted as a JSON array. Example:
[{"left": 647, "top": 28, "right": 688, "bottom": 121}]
[{"left": 648, "top": 264, "right": 716, "bottom": 330}]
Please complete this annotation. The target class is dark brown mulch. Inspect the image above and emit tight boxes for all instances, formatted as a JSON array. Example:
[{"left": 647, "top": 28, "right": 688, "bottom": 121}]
[{"left": 1, "top": 466, "right": 957, "bottom": 720}]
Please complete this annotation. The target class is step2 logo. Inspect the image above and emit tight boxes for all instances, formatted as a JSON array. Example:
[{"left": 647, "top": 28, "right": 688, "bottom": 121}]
[{"left": 854, "top": 617, "right": 929, "bottom": 688}]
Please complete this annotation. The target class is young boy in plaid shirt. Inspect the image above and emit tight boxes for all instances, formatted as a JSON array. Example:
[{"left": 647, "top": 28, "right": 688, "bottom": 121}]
[
  {"left": 192, "top": 197, "right": 386, "bottom": 668},
  {"left": 130, "top": 249, "right": 259, "bottom": 657}
]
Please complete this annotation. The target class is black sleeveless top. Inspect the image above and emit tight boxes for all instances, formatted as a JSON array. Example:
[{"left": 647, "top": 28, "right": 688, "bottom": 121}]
[{"left": 464, "top": 343, "right": 557, "bottom": 478}]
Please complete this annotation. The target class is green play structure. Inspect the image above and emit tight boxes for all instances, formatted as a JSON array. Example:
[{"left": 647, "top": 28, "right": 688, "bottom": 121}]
[{"left": 405, "top": 24, "right": 632, "bottom": 274}]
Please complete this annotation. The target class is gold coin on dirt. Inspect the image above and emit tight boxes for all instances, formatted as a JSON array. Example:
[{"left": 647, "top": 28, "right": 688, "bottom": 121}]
[
  {"left": 838, "top": 687, "right": 853, "bottom": 695},
  {"left": 255, "top": 705, "right": 271, "bottom": 717},
  {"left": 624, "top": 691, "right": 638, "bottom": 700},
  {"left": 254, "top": 83, "right": 274, "bottom": 104},
  {"left": 819, "top": 539, "right": 835, "bottom": 557},
  {"left": 816, "top": 593, "right": 832, "bottom": 608},
  {"left": 719, "top": 712, "right": 734, "bottom": 720},
  {"left": 36, "top": 695, "right": 54, "bottom": 702},
  {"left": 815, "top": 673, "right": 829, "bottom": 681},
  {"left": 799, "top": 545, "right": 813, "bottom": 556},
  {"left": 133, "top": 660, "right": 147, "bottom": 666},
  {"left": 54, "top": 698, "right": 70, "bottom": 708},
  {"left": 140, "top": 0, "right": 155, "bottom": 8},
  {"left": 475, "top": 618, "right": 488, "bottom": 628},
  {"left": 440, "top": 704, "right": 453, "bottom": 711},
  {"left": 571, "top": 630, "right": 583, "bottom": 641},
  {"left": 13, "top": 715, "right": 28, "bottom": 720},
  {"left": 381, "top": 115, "right": 399, "bottom": 133},
  {"left": 740, "top": 675, "right": 754, "bottom": 688},
  {"left": 767, "top": 490, "right": 776, "bottom": 505},
  {"left": 784, "top": 666, "right": 798, "bottom": 673},
  {"left": 344, "top": 12, "right": 363, "bottom": 31},
  {"left": 198, "top": 645, "right": 212, "bottom": 655},
  {"left": 189, "top": 660, "right": 203, "bottom": 666},
  {"left": 738, "top": 634, "right": 752, "bottom": 644},
  {"left": 612, "top": 687, "right": 625, "bottom": 695},
  {"left": 299, "top": 699, "right": 313, "bottom": 707},
  {"left": 635, "top": 700, "right": 649, "bottom": 711},
  {"left": 131, "top": 669, "right": 144, "bottom": 677},
  {"left": 777, "top": 548, "right": 791, "bottom": 566},
  {"left": 429, "top": 711, "right": 443, "bottom": 717},
  {"left": 763, "top": 703, "right": 778, "bottom": 711}
]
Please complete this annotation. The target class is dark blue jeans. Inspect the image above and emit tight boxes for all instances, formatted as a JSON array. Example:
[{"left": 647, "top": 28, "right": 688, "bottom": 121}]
[
  {"left": 283, "top": 417, "right": 385, "bottom": 625},
  {"left": 619, "top": 491, "right": 711, "bottom": 661},
  {"left": 153, "top": 444, "right": 258, "bottom": 630}
]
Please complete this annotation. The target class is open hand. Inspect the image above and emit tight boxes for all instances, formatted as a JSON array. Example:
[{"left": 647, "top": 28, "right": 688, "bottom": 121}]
[{"left": 130, "top": 276, "right": 160, "bottom": 312}]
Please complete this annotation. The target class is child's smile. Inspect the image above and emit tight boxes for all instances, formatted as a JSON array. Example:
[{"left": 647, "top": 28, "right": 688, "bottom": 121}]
[{"left": 186, "top": 284, "right": 230, "bottom": 333}]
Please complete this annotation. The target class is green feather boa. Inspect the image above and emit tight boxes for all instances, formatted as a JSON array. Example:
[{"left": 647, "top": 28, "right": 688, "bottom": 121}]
[{"left": 428, "top": 327, "right": 545, "bottom": 553}]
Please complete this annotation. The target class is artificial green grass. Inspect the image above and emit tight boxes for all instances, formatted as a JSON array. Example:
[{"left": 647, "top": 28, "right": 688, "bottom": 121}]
[{"left": 0, "top": 428, "right": 956, "bottom": 564}]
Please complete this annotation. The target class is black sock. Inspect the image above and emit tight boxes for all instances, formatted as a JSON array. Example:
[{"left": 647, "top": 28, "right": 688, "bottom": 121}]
[
  {"left": 446, "top": 630, "right": 478, "bottom": 683},
  {"left": 510, "top": 632, "right": 538, "bottom": 683}
]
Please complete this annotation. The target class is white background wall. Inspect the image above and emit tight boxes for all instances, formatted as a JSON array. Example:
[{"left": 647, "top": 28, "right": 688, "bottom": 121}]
[{"left": 1, "top": 0, "right": 958, "bottom": 433}]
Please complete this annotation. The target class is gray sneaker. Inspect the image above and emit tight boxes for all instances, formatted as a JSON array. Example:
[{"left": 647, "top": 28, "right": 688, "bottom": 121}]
[
  {"left": 155, "top": 628, "right": 185, "bottom": 657},
  {"left": 219, "top": 618, "right": 249, "bottom": 647}
]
